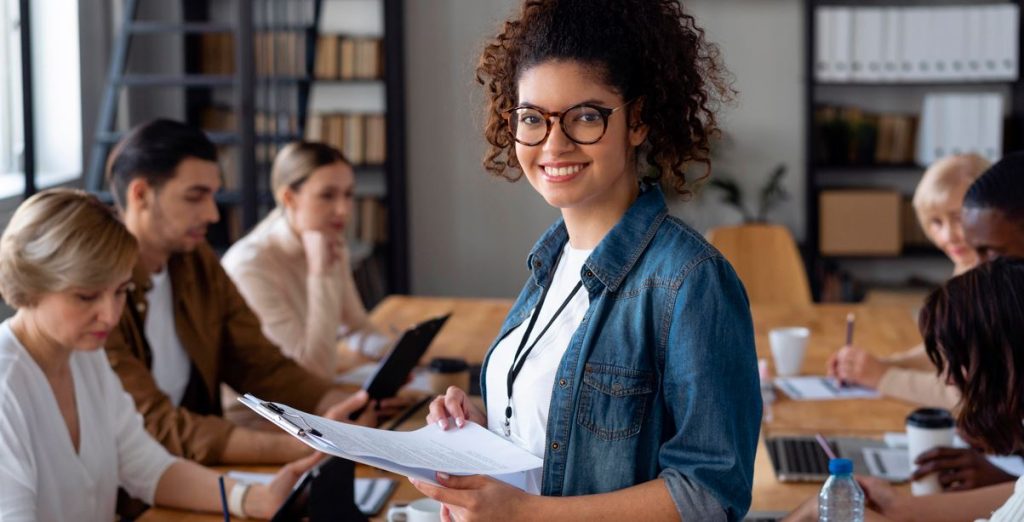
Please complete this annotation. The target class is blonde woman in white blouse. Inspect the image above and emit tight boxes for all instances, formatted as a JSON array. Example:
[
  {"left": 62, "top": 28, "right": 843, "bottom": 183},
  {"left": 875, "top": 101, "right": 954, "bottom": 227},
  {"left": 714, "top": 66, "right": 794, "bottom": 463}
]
[
  {"left": 223, "top": 142, "right": 391, "bottom": 380},
  {"left": 0, "top": 189, "right": 318, "bottom": 521}
]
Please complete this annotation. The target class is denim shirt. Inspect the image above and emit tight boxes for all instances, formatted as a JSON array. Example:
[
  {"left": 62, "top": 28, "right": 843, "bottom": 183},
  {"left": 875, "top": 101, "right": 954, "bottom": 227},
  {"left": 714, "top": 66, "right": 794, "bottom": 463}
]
[{"left": 480, "top": 185, "right": 761, "bottom": 521}]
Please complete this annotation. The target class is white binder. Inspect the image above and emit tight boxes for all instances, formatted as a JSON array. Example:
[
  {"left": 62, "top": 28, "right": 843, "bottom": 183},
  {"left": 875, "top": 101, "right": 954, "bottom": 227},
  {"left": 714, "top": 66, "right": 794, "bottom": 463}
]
[
  {"left": 832, "top": 7, "right": 853, "bottom": 82},
  {"left": 852, "top": 8, "right": 884, "bottom": 82},
  {"left": 964, "top": 6, "right": 986, "bottom": 81},
  {"left": 902, "top": 7, "right": 931, "bottom": 81},
  {"left": 995, "top": 4, "right": 1020, "bottom": 80},
  {"left": 980, "top": 94, "right": 1004, "bottom": 162},
  {"left": 880, "top": 7, "right": 903, "bottom": 82},
  {"left": 816, "top": 7, "right": 835, "bottom": 82}
]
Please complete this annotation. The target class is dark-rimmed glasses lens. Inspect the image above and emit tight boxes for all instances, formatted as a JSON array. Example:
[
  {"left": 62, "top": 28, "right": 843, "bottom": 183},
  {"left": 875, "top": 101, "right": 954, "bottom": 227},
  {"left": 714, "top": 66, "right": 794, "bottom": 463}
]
[{"left": 504, "top": 101, "right": 630, "bottom": 146}]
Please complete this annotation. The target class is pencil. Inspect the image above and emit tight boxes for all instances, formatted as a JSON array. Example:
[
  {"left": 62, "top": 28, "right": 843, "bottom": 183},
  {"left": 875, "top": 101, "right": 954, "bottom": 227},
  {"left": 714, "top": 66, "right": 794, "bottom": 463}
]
[
  {"left": 845, "top": 312, "right": 855, "bottom": 346},
  {"left": 815, "top": 432, "right": 838, "bottom": 460}
]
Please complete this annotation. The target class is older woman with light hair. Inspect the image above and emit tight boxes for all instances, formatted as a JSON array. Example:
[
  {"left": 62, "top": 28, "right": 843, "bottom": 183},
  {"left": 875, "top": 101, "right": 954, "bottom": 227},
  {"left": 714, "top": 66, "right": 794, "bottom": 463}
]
[
  {"left": 827, "top": 154, "right": 989, "bottom": 406},
  {"left": 0, "top": 189, "right": 317, "bottom": 521},
  {"left": 222, "top": 142, "right": 391, "bottom": 381}
]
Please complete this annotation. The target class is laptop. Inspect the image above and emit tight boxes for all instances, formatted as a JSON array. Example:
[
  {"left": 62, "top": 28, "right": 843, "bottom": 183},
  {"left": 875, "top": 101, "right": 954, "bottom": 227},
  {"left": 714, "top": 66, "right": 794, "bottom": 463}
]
[{"left": 765, "top": 435, "right": 892, "bottom": 482}]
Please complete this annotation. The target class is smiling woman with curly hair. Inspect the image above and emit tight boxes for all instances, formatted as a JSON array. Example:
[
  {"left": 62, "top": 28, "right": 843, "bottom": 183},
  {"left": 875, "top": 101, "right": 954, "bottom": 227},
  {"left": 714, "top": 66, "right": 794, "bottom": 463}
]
[{"left": 413, "top": 1, "right": 760, "bottom": 521}]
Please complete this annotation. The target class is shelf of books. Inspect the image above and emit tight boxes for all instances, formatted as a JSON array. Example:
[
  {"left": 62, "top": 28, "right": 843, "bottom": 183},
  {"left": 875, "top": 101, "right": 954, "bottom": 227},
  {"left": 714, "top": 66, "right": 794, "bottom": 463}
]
[
  {"left": 805, "top": 0, "right": 1022, "bottom": 302},
  {"left": 305, "top": 0, "right": 405, "bottom": 305}
]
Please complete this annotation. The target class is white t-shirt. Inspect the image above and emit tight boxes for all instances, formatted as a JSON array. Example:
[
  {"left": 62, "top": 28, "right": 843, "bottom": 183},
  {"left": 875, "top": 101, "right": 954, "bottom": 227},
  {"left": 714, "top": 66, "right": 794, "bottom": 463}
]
[
  {"left": 146, "top": 270, "right": 191, "bottom": 405},
  {"left": 485, "top": 243, "right": 592, "bottom": 494},
  {"left": 0, "top": 320, "right": 178, "bottom": 521}
]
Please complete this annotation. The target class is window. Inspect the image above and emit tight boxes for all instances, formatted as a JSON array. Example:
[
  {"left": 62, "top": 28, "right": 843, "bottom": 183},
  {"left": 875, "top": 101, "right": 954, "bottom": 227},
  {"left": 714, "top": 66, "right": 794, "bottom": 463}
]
[{"left": 0, "top": 0, "right": 23, "bottom": 177}]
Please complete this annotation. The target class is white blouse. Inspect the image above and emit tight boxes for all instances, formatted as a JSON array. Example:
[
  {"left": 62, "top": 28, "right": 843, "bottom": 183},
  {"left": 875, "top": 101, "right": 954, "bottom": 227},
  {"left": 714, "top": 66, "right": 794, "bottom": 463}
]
[
  {"left": 485, "top": 242, "right": 592, "bottom": 494},
  {"left": 0, "top": 320, "right": 178, "bottom": 521},
  {"left": 978, "top": 475, "right": 1024, "bottom": 521}
]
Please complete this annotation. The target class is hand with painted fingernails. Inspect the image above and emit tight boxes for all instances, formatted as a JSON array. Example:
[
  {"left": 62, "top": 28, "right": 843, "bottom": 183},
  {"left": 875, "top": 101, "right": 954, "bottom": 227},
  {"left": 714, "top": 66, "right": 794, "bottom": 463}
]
[{"left": 425, "top": 386, "right": 486, "bottom": 430}]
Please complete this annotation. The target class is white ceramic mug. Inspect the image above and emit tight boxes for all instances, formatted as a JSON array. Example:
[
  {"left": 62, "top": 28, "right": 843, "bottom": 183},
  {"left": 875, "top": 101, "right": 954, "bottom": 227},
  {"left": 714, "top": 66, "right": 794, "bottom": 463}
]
[
  {"left": 769, "top": 327, "right": 810, "bottom": 377},
  {"left": 386, "top": 498, "right": 442, "bottom": 522},
  {"left": 906, "top": 408, "right": 955, "bottom": 496}
]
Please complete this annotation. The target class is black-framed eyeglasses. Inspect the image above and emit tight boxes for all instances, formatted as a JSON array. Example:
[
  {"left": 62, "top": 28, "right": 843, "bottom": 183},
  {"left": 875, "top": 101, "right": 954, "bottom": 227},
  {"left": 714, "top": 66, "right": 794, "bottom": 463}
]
[{"left": 503, "top": 100, "right": 633, "bottom": 146}]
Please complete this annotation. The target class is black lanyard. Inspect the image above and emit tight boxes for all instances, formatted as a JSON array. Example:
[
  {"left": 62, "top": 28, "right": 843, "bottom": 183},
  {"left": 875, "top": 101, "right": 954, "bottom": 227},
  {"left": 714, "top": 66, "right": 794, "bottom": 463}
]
[{"left": 503, "top": 277, "right": 584, "bottom": 437}]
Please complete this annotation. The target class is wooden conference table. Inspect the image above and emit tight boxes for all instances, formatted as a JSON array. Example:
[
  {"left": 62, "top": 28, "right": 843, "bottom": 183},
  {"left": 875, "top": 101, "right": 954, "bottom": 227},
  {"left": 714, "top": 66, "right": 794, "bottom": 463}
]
[{"left": 143, "top": 296, "right": 924, "bottom": 520}]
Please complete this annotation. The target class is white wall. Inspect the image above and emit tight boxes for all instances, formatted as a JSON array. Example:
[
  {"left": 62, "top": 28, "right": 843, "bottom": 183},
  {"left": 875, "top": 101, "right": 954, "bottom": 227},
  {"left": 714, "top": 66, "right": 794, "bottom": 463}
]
[
  {"left": 405, "top": 0, "right": 558, "bottom": 298},
  {"left": 404, "top": 0, "right": 808, "bottom": 297},
  {"left": 668, "top": 0, "right": 806, "bottom": 240}
]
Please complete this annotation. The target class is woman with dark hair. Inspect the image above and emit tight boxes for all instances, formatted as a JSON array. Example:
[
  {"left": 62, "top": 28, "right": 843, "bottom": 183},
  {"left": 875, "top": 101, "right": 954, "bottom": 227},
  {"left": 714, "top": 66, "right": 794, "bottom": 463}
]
[
  {"left": 786, "top": 258, "right": 1024, "bottom": 521},
  {"left": 416, "top": 1, "right": 760, "bottom": 521}
]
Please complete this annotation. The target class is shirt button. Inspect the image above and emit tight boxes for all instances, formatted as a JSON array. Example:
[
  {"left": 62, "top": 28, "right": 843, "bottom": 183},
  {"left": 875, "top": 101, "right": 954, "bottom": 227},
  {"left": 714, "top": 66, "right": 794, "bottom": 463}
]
[
  {"left": 559, "top": 378, "right": 568, "bottom": 388},
  {"left": 533, "top": 260, "right": 542, "bottom": 268},
  {"left": 585, "top": 270, "right": 594, "bottom": 277},
  {"left": 551, "top": 442, "right": 560, "bottom": 450}
]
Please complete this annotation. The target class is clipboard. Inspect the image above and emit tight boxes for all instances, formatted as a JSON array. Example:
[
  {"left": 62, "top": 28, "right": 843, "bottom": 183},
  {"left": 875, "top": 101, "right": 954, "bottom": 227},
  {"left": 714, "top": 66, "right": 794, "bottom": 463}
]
[{"left": 363, "top": 313, "right": 451, "bottom": 400}]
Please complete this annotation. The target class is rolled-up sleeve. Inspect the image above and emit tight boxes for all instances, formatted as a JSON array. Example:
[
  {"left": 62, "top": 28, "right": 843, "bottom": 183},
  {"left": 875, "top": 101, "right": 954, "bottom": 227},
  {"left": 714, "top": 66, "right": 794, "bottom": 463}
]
[{"left": 659, "top": 256, "right": 761, "bottom": 521}]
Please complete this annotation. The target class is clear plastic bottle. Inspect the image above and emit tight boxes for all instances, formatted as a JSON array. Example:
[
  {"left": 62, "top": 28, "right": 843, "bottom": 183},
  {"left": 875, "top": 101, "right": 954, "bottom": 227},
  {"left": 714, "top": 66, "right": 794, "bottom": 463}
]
[{"left": 818, "top": 458, "right": 865, "bottom": 522}]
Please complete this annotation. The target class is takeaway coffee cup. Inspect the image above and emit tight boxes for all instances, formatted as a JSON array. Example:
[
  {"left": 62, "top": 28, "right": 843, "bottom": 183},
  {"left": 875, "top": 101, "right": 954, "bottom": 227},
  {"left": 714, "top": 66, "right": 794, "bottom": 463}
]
[
  {"left": 387, "top": 498, "right": 442, "bottom": 522},
  {"left": 427, "top": 357, "right": 470, "bottom": 395},
  {"left": 769, "top": 327, "right": 810, "bottom": 377},
  {"left": 906, "top": 408, "right": 956, "bottom": 496}
]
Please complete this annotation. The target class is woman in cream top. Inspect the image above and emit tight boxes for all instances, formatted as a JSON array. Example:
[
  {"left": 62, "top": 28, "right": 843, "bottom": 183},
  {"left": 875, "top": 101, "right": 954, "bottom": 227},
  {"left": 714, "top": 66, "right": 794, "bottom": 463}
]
[
  {"left": 0, "top": 189, "right": 316, "bottom": 521},
  {"left": 828, "top": 153, "right": 990, "bottom": 409},
  {"left": 223, "top": 142, "right": 391, "bottom": 380}
]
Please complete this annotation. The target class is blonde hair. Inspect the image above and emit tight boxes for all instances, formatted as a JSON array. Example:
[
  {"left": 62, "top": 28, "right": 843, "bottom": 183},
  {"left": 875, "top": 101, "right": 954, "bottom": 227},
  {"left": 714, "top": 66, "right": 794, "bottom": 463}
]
[
  {"left": 912, "top": 154, "right": 991, "bottom": 229},
  {"left": 271, "top": 141, "right": 348, "bottom": 205},
  {"left": 0, "top": 189, "right": 139, "bottom": 308}
]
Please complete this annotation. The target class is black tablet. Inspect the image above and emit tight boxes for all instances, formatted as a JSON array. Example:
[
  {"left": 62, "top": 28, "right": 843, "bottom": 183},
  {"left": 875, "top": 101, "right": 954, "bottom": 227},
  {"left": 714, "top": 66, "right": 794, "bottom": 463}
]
[
  {"left": 364, "top": 313, "right": 451, "bottom": 400},
  {"left": 271, "top": 457, "right": 368, "bottom": 522}
]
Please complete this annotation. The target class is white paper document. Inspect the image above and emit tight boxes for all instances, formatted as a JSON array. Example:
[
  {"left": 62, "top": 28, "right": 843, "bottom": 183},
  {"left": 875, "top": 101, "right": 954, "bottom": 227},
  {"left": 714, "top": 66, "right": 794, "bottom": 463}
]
[
  {"left": 862, "top": 445, "right": 1024, "bottom": 481},
  {"left": 239, "top": 394, "right": 543, "bottom": 489},
  {"left": 774, "top": 376, "right": 881, "bottom": 401},
  {"left": 862, "top": 447, "right": 912, "bottom": 481}
]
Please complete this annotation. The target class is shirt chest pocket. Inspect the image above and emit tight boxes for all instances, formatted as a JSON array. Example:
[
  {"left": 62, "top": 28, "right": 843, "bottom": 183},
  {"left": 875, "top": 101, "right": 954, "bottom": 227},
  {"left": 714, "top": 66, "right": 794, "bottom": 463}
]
[{"left": 576, "top": 363, "right": 654, "bottom": 441}]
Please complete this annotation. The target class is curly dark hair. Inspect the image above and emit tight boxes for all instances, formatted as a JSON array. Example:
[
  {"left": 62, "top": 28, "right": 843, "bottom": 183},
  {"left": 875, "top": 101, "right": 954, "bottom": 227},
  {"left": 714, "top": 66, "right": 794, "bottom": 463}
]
[
  {"left": 475, "top": 0, "right": 733, "bottom": 195},
  {"left": 920, "top": 257, "right": 1024, "bottom": 455}
]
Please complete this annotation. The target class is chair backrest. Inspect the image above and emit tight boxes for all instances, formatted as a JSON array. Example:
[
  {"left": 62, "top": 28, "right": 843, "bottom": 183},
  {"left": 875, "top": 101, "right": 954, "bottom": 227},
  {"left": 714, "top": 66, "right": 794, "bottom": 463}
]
[{"left": 706, "top": 223, "right": 812, "bottom": 306}]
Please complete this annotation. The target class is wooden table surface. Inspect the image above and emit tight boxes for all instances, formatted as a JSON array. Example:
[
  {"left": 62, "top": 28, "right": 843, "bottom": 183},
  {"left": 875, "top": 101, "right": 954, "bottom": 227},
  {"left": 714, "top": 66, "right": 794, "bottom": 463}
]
[{"left": 142, "top": 297, "right": 926, "bottom": 520}]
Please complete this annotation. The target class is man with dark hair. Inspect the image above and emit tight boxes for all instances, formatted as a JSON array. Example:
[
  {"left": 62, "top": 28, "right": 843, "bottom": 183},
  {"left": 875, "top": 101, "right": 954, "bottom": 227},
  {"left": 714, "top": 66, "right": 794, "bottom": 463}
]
[
  {"left": 104, "top": 119, "right": 373, "bottom": 465},
  {"left": 963, "top": 150, "right": 1024, "bottom": 261}
]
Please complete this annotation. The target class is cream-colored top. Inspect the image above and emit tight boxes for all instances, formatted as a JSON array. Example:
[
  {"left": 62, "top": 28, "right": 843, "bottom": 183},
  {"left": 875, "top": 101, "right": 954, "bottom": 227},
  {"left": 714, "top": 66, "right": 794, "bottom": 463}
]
[
  {"left": 222, "top": 210, "right": 389, "bottom": 381},
  {"left": 877, "top": 344, "right": 961, "bottom": 411},
  {"left": 0, "top": 321, "right": 178, "bottom": 521}
]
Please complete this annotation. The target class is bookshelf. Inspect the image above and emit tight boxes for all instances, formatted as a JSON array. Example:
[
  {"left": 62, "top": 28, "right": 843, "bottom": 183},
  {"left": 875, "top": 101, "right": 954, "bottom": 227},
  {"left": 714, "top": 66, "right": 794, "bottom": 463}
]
[
  {"left": 803, "top": 0, "right": 1024, "bottom": 302},
  {"left": 184, "top": 0, "right": 407, "bottom": 305},
  {"left": 304, "top": 0, "right": 408, "bottom": 305}
]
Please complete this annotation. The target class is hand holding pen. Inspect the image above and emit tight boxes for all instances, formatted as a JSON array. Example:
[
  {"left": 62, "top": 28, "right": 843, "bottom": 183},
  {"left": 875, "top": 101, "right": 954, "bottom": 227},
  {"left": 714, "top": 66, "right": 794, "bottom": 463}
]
[
  {"left": 826, "top": 312, "right": 888, "bottom": 389},
  {"left": 840, "top": 313, "right": 855, "bottom": 387}
]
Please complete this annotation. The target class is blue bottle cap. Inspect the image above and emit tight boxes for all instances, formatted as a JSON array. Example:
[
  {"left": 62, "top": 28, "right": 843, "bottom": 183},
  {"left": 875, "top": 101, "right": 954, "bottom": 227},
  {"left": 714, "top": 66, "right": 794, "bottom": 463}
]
[{"left": 829, "top": 458, "right": 854, "bottom": 475}]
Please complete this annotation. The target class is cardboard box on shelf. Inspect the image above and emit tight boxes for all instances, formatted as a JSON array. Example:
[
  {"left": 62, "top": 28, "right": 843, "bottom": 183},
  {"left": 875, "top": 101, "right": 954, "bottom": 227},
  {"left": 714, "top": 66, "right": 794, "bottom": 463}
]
[{"left": 819, "top": 190, "right": 902, "bottom": 256}]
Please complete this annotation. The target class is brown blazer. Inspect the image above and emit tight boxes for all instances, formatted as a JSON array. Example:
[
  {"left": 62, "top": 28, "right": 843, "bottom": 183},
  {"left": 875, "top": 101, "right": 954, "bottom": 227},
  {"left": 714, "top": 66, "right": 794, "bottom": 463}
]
[{"left": 105, "top": 243, "right": 332, "bottom": 464}]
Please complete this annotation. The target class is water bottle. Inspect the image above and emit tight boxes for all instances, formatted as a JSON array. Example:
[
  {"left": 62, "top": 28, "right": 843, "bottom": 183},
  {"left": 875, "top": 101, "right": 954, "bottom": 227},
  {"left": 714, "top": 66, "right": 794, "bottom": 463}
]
[{"left": 818, "top": 458, "right": 864, "bottom": 522}]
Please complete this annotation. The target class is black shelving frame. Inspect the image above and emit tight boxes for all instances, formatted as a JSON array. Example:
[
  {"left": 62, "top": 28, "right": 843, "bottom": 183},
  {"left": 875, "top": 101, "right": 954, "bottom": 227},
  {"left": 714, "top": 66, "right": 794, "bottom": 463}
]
[{"left": 803, "top": 0, "right": 1024, "bottom": 300}]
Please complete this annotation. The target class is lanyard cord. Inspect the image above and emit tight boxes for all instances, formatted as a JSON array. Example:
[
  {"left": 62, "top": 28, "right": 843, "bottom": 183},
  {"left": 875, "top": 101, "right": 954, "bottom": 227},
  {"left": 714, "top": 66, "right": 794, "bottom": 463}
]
[{"left": 503, "top": 277, "right": 584, "bottom": 437}]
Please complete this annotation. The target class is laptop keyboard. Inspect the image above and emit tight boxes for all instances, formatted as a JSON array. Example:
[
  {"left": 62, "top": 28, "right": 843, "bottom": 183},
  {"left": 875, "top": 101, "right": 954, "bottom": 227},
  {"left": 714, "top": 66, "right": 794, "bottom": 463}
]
[{"left": 766, "top": 436, "right": 835, "bottom": 481}]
